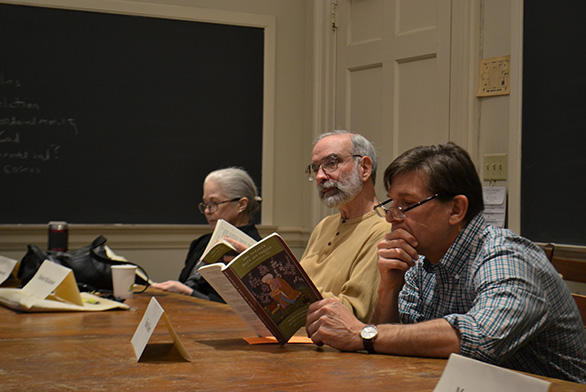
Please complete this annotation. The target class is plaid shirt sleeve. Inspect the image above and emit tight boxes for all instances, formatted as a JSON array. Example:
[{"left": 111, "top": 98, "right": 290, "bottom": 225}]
[{"left": 443, "top": 240, "right": 551, "bottom": 364}]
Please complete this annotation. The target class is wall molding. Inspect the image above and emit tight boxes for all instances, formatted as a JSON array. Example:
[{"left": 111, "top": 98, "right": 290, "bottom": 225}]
[{"left": 0, "top": 224, "right": 311, "bottom": 252}]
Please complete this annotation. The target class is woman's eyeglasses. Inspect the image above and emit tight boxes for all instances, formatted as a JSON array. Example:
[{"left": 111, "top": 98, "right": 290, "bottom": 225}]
[{"left": 198, "top": 198, "right": 241, "bottom": 214}]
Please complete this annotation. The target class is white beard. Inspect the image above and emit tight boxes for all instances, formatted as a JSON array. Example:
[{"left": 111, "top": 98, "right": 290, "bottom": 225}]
[{"left": 317, "top": 167, "right": 362, "bottom": 208}]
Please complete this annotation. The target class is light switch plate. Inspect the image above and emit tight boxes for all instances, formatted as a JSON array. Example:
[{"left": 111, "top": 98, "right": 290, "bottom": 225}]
[{"left": 483, "top": 154, "right": 507, "bottom": 181}]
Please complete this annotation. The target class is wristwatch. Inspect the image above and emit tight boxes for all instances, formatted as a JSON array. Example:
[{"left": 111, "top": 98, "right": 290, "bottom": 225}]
[{"left": 360, "top": 324, "right": 378, "bottom": 353}]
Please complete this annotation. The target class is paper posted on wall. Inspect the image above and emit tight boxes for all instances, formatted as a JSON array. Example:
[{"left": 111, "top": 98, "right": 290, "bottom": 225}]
[{"left": 483, "top": 186, "right": 507, "bottom": 228}]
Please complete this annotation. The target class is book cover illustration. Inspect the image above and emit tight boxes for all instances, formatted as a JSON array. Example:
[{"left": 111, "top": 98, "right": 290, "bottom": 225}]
[{"left": 230, "top": 234, "right": 321, "bottom": 341}]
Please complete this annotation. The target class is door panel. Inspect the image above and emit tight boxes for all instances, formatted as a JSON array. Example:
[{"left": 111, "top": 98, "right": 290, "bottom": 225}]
[{"left": 335, "top": 0, "right": 451, "bottom": 196}]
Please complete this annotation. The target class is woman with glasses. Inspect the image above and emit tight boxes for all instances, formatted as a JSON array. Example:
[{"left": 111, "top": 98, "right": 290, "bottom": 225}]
[{"left": 151, "top": 167, "right": 262, "bottom": 301}]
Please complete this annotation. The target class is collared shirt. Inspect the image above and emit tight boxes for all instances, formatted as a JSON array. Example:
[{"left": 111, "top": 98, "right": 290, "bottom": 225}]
[
  {"left": 399, "top": 214, "right": 586, "bottom": 383},
  {"left": 301, "top": 210, "right": 390, "bottom": 322}
]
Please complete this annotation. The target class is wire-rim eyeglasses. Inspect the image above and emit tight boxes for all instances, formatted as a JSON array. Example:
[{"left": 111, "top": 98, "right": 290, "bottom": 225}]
[
  {"left": 198, "top": 197, "right": 241, "bottom": 214},
  {"left": 305, "top": 154, "right": 363, "bottom": 181},
  {"left": 373, "top": 193, "right": 443, "bottom": 220}
]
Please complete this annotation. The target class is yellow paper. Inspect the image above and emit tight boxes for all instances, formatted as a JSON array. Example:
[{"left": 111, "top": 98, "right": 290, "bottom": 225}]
[
  {"left": 244, "top": 336, "right": 314, "bottom": 345},
  {"left": 0, "top": 260, "right": 128, "bottom": 312}
]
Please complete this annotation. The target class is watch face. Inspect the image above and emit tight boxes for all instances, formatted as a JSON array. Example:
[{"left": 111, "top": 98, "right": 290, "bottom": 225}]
[{"left": 361, "top": 325, "right": 378, "bottom": 339}]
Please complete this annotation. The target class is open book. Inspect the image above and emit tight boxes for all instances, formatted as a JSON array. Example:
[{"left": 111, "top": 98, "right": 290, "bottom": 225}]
[
  {"left": 199, "top": 233, "right": 322, "bottom": 345},
  {"left": 200, "top": 219, "right": 258, "bottom": 265}
]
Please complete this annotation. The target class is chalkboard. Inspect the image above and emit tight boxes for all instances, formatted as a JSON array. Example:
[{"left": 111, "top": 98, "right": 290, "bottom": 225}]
[
  {"left": 521, "top": 1, "right": 586, "bottom": 246},
  {"left": 0, "top": 3, "right": 264, "bottom": 224}
]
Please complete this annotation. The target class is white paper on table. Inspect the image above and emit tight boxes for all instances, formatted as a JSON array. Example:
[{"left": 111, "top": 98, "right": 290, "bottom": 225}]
[{"left": 434, "top": 354, "right": 550, "bottom": 392}]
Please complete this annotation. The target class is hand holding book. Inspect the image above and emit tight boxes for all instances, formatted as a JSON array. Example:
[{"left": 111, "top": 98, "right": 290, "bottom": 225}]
[
  {"left": 200, "top": 219, "right": 258, "bottom": 265},
  {"left": 221, "top": 237, "right": 249, "bottom": 263}
]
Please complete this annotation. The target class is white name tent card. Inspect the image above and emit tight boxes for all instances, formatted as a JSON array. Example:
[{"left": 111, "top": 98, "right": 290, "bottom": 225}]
[
  {"left": 0, "top": 255, "right": 18, "bottom": 285},
  {"left": 434, "top": 354, "right": 551, "bottom": 392},
  {"left": 23, "top": 259, "right": 83, "bottom": 306},
  {"left": 0, "top": 260, "right": 128, "bottom": 312},
  {"left": 131, "top": 297, "right": 191, "bottom": 362}
]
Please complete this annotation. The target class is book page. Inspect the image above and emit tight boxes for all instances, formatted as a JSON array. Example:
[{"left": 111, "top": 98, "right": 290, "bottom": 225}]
[
  {"left": 198, "top": 263, "right": 271, "bottom": 337},
  {"left": 201, "top": 240, "right": 238, "bottom": 265},
  {"left": 202, "top": 219, "right": 257, "bottom": 257}
]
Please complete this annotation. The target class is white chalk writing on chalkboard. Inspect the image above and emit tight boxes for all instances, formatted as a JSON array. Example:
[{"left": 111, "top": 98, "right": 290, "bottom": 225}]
[
  {"left": 0, "top": 72, "right": 21, "bottom": 88},
  {"left": 0, "top": 97, "right": 40, "bottom": 110},
  {"left": 1, "top": 72, "right": 79, "bottom": 176},
  {"left": 0, "top": 116, "right": 78, "bottom": 135}
]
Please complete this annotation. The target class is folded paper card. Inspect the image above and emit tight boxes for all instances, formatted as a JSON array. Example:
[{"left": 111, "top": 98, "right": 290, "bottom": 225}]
[
  {"left": 434, "top": 353, "right": 551, "bottom": 392},
  {"left": 131, "top": 297, "right": 191, "bottom": 361},
  {"left": 0, "top": 259, "right": 129, "bottom": 312},
  {"left": 0, "top": 255, "right": 18, "bottom": 285}
]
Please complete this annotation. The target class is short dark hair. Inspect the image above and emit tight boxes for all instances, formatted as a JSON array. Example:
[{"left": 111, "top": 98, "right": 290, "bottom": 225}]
[{"left": 382, "top": 142, "right": 484, "bottom": 224}]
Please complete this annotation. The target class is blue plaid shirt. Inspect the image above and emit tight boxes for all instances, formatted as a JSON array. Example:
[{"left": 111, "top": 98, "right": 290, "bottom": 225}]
[{"left": 399, "top": 214, "right": 586, "bottom": 383}]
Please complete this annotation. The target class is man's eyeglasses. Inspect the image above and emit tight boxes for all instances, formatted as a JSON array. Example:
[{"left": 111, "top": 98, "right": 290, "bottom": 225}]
[
  {"left": 198, "top": 198, "right": 240, "bottom": 214},
  {"left": 305, "top": 154, "right": 363, "bottom": 181},
  {"left": 373, "top": 194, "right": 441, "bottom": 220}
]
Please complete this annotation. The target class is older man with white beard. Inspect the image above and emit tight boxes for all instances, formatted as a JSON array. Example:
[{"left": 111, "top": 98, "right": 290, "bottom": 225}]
[{"left": 300, "top": 131, "right": 390, "bottom": 322}]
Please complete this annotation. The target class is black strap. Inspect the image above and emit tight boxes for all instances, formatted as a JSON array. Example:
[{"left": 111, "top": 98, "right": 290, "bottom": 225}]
[{"left": 88, "top": 236, "right": 150, "bottom": 293}]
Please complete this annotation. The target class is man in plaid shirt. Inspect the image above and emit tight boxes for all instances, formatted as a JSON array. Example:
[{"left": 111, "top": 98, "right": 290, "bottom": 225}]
[{"left": 306, "top": 142, "right": 586, "bottom": 384}]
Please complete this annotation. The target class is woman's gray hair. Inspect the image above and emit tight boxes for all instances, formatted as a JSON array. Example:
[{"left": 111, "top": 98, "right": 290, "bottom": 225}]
[
  {"left": 314, "top": 130, "right": 378, "bottom": 185},
  {"left": 204, "top": 167, "right": 262, "bottom": 215}
]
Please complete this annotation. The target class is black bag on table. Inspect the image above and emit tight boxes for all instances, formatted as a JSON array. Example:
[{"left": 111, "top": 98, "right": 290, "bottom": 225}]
[{"left": 18, "top": 235, "right": 149, "bottom": 292}]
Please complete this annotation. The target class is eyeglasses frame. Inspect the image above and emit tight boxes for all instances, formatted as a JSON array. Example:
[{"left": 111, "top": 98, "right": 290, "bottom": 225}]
[
  {"left": 374, "top": 193, "right": 444, "bottom": 220},
  {"left": 198, "top": 197, "right": 241, "bottom": 214},
  {"left": 305, "top": 154, "right": 363, "bottom": 181}
]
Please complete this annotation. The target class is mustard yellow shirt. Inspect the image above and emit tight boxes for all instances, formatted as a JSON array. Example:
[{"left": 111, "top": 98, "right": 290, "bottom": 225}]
[{"left": 301, "top": 210, "right": 390, "bottom": 322}]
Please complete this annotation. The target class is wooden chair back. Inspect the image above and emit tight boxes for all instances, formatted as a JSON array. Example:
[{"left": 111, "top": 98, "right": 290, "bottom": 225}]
[
  {"left": 550, "top": 256, "right": 586, "bottom": 284},
  {"left": 542, "top": 243, "right": 555, "bottom": 262}
]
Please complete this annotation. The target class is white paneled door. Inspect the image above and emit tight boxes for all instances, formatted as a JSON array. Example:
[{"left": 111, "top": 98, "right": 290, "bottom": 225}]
[{"left": 333, "top": 0, "right": 452, "bottom": 196}]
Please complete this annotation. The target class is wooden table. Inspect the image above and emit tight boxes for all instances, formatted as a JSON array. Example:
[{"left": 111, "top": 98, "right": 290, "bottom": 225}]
[{"left": 1, "top": 288, "right": 584, "bottom": 391}]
